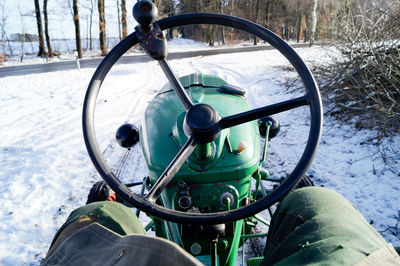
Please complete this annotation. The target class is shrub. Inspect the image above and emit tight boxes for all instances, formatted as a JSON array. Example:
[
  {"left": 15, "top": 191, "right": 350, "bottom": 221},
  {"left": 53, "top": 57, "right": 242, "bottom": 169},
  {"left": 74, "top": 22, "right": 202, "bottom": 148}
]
[{"left": 320, "top": 0, "right": 400, "bottom": 134}]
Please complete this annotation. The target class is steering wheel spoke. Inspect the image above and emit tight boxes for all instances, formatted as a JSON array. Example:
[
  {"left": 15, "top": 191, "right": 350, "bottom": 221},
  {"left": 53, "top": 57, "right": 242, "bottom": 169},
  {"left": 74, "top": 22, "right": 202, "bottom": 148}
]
[
  {"left": 145, "top": 136, "right": 197, "bottom": 203},
  {"left": 219, "top": 95, "right": 310, "bottom": 129},
  {"left": 159, "top": 59, "right": 194, "bottom": 110}
]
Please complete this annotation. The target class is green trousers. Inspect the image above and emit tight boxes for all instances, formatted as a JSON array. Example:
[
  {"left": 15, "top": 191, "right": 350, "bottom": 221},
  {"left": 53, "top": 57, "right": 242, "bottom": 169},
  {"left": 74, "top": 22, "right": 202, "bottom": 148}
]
[
  {"left": 43, "top": 201, "right": 202, "bottom": 266},
  {"left": 44, "top": 187, "right": 399, "bottom": 265},
  {"left": 261, "top": 187, "right": 395, "bottom": 265}
]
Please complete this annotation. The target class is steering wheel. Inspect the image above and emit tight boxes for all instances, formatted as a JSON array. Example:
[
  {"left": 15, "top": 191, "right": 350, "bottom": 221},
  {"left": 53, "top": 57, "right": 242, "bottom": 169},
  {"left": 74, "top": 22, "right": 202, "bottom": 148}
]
[{"left": 82, "top": 1, "right": 322, "bottom": 225}]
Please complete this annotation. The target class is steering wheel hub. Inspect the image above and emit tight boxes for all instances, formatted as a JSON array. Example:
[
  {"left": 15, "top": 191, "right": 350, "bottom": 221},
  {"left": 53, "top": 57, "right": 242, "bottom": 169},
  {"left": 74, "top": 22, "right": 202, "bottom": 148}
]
[{"left": 184, "top": 104, "right": 221, "bottom": 144}]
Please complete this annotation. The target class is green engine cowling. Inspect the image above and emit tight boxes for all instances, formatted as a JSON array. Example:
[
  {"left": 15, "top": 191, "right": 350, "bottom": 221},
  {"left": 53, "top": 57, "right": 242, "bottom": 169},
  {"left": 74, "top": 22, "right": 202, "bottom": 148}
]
[
  {"left": 141, "top": 73, "right": 260, "bottom": 197},
  {"left": 141, "top": 73, "right": 261, "bottom": 211},
  {"left": 140, "top": 73, "right": 261, "bottom": 265}
]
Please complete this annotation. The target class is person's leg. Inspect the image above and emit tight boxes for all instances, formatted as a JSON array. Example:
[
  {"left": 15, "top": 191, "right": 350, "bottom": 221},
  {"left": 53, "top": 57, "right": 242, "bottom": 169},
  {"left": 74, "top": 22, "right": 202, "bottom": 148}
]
[
  {"left": 42, "top": 200, "right": 204, "bottom": 266},
  {"left": 46, "top": 201, "right": 145, "bottom": 259},
  {"left": 261, "top": 187, "right": 389, "bottom": 265}
]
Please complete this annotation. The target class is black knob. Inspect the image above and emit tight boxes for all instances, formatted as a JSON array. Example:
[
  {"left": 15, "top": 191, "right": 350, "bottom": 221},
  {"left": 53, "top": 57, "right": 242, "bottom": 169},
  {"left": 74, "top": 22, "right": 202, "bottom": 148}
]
[
  {"left": 133, "top": 0, "right": 158, "bottom": 29},
  {"left": 116, "top": 124, "right": 139, "bottom": 148},
  {"left": 258, "top": 116, "right": 280, "bottom": 139}
]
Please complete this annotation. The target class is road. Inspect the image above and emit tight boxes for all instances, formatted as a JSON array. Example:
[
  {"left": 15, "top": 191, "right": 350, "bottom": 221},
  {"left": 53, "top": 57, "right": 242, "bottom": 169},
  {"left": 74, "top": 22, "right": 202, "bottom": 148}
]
[{"left": 0, "top": 43, "right": 310, "bottom": 78}]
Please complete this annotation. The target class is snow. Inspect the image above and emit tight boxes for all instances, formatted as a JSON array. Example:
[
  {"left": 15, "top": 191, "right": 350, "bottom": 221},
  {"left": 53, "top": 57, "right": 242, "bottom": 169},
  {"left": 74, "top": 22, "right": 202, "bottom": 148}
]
[{"left": 0, "top": 43, "right": 399, "bottom": 265}]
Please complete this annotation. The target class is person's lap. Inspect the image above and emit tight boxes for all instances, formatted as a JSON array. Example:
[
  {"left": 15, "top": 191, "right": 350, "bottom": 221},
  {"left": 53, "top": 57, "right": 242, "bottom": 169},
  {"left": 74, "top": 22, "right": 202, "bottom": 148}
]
[
  {"left": 261, "top": 187, "right": 391, "bottom": 265},
  {"left": 42, "top": 187, "right": 400, "bottom": 265}
]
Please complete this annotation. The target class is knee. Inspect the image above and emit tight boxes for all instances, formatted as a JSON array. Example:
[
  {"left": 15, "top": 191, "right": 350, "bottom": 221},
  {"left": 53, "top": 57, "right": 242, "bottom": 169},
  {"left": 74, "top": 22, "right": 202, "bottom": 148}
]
[
  {"left": 284, "top": 187, "right": 344, "bottom": 205},
  {"left": 67, "top": 201, "right": 146, "bottom": 236},
  {"left": 279, "top": 187, "right": 357, "bottom": 220}
]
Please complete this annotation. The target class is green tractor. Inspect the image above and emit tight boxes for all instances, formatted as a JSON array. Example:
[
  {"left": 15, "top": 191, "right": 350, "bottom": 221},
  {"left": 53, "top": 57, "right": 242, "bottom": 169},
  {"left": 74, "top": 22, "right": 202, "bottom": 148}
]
[{"left": 82, "top": 1, "right": 323, "bottom": 265}]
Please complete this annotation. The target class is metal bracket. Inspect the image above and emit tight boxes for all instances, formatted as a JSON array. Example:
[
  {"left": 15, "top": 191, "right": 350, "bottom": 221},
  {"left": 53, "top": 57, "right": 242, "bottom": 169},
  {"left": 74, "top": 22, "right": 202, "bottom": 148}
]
[{"left": 135, "top": 23, "right": 167, "bottom": 60}]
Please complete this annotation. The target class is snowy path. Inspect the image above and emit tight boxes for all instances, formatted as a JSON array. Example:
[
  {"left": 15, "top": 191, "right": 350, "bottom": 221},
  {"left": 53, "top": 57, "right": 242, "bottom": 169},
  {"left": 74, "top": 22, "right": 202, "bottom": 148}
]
[{"left": 0, "top": 47, "right": 399, "bottom": 265}]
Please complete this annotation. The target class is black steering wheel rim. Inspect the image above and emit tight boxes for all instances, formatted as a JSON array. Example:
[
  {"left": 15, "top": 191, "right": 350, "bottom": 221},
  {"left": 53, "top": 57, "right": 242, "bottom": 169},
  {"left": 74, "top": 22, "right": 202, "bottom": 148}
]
[{"left": 82, "top": 13, "right": 323, "bottom": 224}]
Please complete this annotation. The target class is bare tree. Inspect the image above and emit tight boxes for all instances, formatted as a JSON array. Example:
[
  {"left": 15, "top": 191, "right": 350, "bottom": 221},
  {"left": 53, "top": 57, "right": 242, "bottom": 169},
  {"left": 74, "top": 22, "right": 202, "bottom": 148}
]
[
  {"left": 310, "top": 0, "right": 318, "bottom": 46},
  {"left": 43, "top": 0, "right": 53, "bottom": 57},
  {"left": 85, "top": 14, "right": 89, "bottom": 49},
  {"left": 65, "top": 0, "right": 82, "bottom": 57},
  {"left": 159, "top": 0, "right": 175, "bottom": 39},
  {"left": 0, "top": 0, "right": 12, "bottom": 59},
  {"left": 34, "top": 0, "right": 47, "bottom": 57},
  {"left": 121, "top": 0, "right": 127, "bottom": 38},
  {"left": 295, "top": 0, "right": 303, "bottom": 42},
  {"left": 82, "top": 0, "right": 95, "bottom": 50},
  {"left": 116, "top": 0, "right": 122, "bottom": 40},
  {"left": 18, "top": 3, "right": 26, "bottom": 62},
  {"left": 264, "top": 0, "right": 274, "bottom": 29},
  {"left": 252, "top": 0, "right": 261, "bottom": 45},
  {"left": 98, "top": 0, "right": 107, "bottom": 56},
  {"left": 218, "top": 0, "right": 225, "bottom": 45},
  {"left": 0, "top": 1, "right": 5, "bottom": 58},
  {"left": 72, "top": 0, "right": 82, "bottom": 58}
]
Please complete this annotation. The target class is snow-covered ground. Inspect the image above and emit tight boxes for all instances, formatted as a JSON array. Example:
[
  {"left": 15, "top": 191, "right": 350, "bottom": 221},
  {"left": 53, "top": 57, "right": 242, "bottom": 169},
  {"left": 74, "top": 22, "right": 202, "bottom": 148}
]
[{"left": 0, "top": 43, "right": 399, "bottom": 265}]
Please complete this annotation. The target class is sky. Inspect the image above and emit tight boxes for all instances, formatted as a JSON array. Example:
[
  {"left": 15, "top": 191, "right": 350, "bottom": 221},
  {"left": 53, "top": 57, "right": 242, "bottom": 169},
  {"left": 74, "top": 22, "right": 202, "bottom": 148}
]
[{"left": 1, "top": 0, "right": 139, "bottom": 39}]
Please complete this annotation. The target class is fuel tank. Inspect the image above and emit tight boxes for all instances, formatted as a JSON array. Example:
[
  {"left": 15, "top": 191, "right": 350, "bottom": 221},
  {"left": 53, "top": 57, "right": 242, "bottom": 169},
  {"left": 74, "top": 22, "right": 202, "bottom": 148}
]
[{"left": 140, "top": 73, "right": 260, "bottom": 184}]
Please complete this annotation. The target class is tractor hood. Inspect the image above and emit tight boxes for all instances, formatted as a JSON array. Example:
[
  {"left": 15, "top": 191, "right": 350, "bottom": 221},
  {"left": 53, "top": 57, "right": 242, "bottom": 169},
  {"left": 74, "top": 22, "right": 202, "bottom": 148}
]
[{"left": 141, "top": 73, "right": 260, "bottom": 184}]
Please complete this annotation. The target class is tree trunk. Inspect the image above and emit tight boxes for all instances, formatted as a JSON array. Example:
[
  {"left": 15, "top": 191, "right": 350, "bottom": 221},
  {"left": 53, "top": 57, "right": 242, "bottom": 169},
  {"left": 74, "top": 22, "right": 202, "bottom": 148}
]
[
  {"left": 43, "top": 0, "right": 52, "bottom": 57},
  {"left": 18, "top": 5, "right": 25, "bottom": 62},
  {"left": 296, "top": 10, "right": 303, "bottom": 43},
  {"left": 265, "top": 0, "right": 274, "bottom": 29},
  {"left": 98, "top": 0, "right": 107, "bottom": 56},
  {"left": 285, "top": 19, "right": 289, "bottom": 40},
  {"left": 73, "top": 0, "right": 82, "bottom": 58},
  {"left": 121, "top": 0, "right": 127, "bottom": 38},
  {"left": 0, "top": 1, "right": 12, "bottom": 57},
  {"left": 117, "top": 0, "right": 121, "bottom": 40},
  {"left": 310, "top": 0, "right": 317, "bottom": 46},
  {"left": 89, "top": 0, "right": 94, "bottom": 50},
  {"left": 85, "top": 14, "right": 89, "bottom": 50},
  {"left": 34, "top": 0, "right": 46, "bottom": 57},
  {"left": 229, "top": 0, "right": 235, "bottom": 42},
  {"left": 253, "top": 0, "right": 260, "bottom": 45},
  {"left": 218, "top": 0, "right": 225, "bottom": 45},
  {"left": 206, "top": 26, "right": 214, "bottom": 46},
  {"left": 20, "top": 33, "right": 25, "bottom": 62}
]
